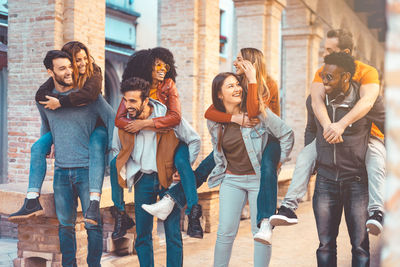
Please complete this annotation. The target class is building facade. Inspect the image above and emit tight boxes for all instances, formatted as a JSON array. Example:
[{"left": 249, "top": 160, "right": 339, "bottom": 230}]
[{"left": 0, "top": 0, "right": 386, "bottom": 189}]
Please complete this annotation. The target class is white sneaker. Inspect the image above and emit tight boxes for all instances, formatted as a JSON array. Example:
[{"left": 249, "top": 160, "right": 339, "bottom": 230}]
[
  {"left": 254, "top": 219, "right": 272, "bottom": 245},
  {"left": 141, "top": 194, "right": 175, "bottom": 220}
]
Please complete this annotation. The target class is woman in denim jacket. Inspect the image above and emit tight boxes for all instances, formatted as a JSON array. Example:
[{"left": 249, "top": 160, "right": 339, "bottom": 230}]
[{"left": 208, "top": 72, "right": 294, "bottom": 267}]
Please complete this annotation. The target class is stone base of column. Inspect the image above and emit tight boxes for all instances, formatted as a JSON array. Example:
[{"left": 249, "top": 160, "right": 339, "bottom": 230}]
[
  {"left": 198, "top": 189, "right": 220, "bottom": 233},
  {"left": 13, "top": 216, "right": 87, "bottom": 267},
  {"left": 102, "top": 204, "right": 137, "bottom": 255}
]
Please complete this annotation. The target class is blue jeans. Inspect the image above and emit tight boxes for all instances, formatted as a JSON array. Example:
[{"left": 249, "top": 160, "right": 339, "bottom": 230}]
[
  {"left": 173, "top": 142, "right": 199, "bottom": 214},
  {"left": 53, "top": 167, "right": 103, "bottom": 267},
  {"left": 27, "top": 127, "right": 108, "bottom": 194},
  {"left": 214, "top": 174, "right": 271, "bottom": 267},
  {"left": 168, "top": 136, "right": 280, "bottom": 224},
  {"left": 167, "top": 151, "right": 215, "bottom": 210},
  {"left": 281, "top": 139, "right": 317, "bottom": 210},
  {"left": 110, "top": 144, "right": 215, "bottom": 213},
  {"left": 257, "top": 136, "right": 281, "bottom": 226},
  {"left": 313, "top": 174, "right": 369, "bottom": 267},
  {"left": 110, "top": 156, "right": 125, "bottom": 211},
  {"left": 89, "top": 126, "right": 108, "bottom": 194},
  {"left": 28, "top": 131, "right": 53, "bottom": 192},
  {"left": 134, "top": 173, "right": 182, "bottom": 267}
]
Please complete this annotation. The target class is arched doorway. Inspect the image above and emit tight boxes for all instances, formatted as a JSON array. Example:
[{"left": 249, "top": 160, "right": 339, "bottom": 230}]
[{"left": 105, "top": 60, "right": 121, "bottom": 110}]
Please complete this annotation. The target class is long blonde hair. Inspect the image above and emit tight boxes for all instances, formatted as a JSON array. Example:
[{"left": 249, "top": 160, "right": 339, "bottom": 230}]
[{"left": 240, "top": 48, "right": 270, "bottom": 116}]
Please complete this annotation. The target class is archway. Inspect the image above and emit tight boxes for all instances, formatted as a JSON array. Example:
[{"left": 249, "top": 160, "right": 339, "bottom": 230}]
[{"left": 105, "top": 60, "right": 121, "bottom": 110}]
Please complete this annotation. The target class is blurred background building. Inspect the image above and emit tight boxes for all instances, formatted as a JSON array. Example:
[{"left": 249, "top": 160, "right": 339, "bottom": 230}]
[{"left": 0, "top": 0, "right": 386, "bottom": 185}]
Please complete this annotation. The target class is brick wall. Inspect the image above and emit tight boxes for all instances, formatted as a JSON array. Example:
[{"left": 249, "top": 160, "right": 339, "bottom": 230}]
[
  {"left": 7, "top": 0, "right": 105, "bottom": 184},
  {"left": 7, "top": 0, "right": 61, "bottom": 183},
  {"left": 281, "top": 0, "right": 322, "bottom": 163},
  {"left": 159, "top": 0, "right": 220, "bottom": 161},
  {"left": 234, "top": 0, "right": 286, "bottom": 82},
  {"left": 64, "top": 0, "right": 106, "bottom": 72}
]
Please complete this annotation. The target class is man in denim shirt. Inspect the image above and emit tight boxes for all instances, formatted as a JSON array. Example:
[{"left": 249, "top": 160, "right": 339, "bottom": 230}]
[{"left": 308, "top": 52, "right": 384, "bottom": 266}]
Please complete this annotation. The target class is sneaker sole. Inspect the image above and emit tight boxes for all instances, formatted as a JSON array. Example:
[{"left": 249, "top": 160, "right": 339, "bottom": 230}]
[
  {"left": 366, "top": 220, "right": 383, "bottom": 236},
  {"left": 269, "top": 215, "right": 298, "bottom": 226},
  {"left": 8, "top": 209, "right": 45, "bottom": 222},
  {"left": 254, "top": 236, "right": 271, "bottom": 245},
  {"left": 141, "top": 205, "right": 168, "bottom": 220}
]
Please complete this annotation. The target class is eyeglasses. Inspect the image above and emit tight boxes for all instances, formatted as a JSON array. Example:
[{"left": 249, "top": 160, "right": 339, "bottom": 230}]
[
  {"left": 154, "top": 62, "right": 170, "bottom": 72},
  {"left": 319, "top": 72, "right": 334, "bottom": 82}
]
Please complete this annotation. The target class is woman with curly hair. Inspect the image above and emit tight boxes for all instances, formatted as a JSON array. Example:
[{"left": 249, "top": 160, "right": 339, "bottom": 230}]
[
  {"left": 8, "top": 41, "right": 115, "bottom": 227},
  {"left": 110, "top": 47, "right": 208, "bottom": 240}
]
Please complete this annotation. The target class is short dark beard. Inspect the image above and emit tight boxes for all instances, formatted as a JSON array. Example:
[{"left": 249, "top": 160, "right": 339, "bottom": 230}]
[
  {"left": 129, "top": 102, "right": 146, "bottom": 119},
  {"left": 54, "top": 72, "right": 72, "bottom": 87}
]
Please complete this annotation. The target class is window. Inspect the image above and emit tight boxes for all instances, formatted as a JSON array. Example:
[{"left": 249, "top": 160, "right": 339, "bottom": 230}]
[{"left": 220, "top": 9, "right": 228, "bottom": 54}]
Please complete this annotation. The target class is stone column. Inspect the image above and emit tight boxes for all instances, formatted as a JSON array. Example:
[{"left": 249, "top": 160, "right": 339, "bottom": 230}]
[
  {"left": 381, "top": 1, "right": 400, "bottom": 265},
  {"left": 234, "top": 0, "right": 286, "bottom": 81},
  {"left": 159, "top": 0, "right": 220, "bottom": 158},
  {"left": 281, "top": 0, "right": 323, "bottom": 163},
  {"left": 7, "top": 0, "right": 105, "bottom": 183}
]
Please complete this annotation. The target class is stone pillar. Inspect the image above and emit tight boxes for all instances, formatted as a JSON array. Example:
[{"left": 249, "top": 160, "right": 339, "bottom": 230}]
[
  {"left": 7, "top": 0, "right": 105, "bottom": 183},
  {"left": 159, "top": 0, "right": 220, "bottom": 159},
  {"left": 234, "top": 0, "right": 286, "bottom": 81},
  {"left": 281, "top": 0, "right": 323, "bottom": 163},
  {"left": 381, "top": 1, "right": 400, "bottom": 265}
]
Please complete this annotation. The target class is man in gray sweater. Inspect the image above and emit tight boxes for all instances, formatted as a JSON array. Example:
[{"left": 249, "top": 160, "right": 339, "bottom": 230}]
[{"left": 36, "top": 50, "right": 107, "bottom": 267}]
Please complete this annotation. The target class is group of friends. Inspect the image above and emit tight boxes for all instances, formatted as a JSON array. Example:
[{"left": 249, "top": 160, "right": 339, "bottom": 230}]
[{"left": 7, "top": 27, "right": 385, "bottom": 267}]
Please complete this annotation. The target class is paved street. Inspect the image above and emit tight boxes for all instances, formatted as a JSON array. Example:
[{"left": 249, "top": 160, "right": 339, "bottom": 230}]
[{"left": 101, "top": 200, "right": 381, "bottom": 267}]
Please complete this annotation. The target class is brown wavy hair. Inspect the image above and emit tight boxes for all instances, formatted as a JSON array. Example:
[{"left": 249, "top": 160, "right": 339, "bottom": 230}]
[
  {"left": 62, "top": 41, "right": 94, "bottom": 89},
  {"left": 211, "top": 72, "right": 243, "bottom": 151},
  {"left": 240, "top": 47, "right": 270, "bottom": 116}
]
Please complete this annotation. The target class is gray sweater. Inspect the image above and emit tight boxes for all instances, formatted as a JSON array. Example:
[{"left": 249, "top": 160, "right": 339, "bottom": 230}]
[{"left": 37, "top": 88, "right": 115, "bottom": 168}]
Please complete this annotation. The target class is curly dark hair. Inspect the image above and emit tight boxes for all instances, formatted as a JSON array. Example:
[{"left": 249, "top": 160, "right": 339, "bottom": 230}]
[
  {"left": 324, "top": 52, "right": 356, "bottom": 80},
  {"left": 122, "top": 47, "right": 177, "bottom": 83},
  {"left": 120, "top": 77, "right": 150, "bottom": 102}
]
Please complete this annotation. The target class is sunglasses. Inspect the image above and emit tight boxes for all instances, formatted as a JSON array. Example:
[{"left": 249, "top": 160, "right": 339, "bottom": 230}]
[
  {"left": 154, "top": 63, "right": 170, "bottom": 72},
  {"left": 319, "top": 72, "right": 334, "bottom": 82},
  {"left": 319, "top": 72, "right": 347, "bottom": 82}
]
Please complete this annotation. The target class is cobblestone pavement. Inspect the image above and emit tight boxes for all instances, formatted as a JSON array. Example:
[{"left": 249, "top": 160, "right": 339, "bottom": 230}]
[
  {"left": 101, "top": 200, "right": 381, "bottom": 267},
  {"left": 0, "top": 200, "right": 380, "bottom": 266}
]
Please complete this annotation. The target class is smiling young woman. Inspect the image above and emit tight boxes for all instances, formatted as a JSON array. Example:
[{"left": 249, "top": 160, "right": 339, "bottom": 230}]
[
  {"left": 207, "top": 72, "right": 294, "bottom": 267},
  {"left": 8, "top": 41, "right": 114, "bottom": 227}
]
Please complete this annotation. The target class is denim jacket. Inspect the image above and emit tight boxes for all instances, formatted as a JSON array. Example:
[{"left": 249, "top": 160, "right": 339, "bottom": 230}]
[{"left": 207, "top": 108, "right": 294, "bottom": 188}]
